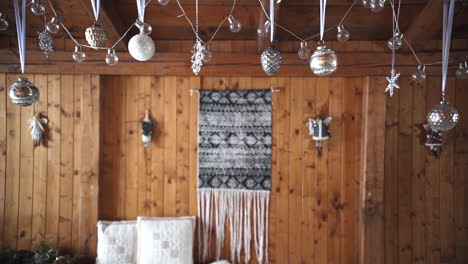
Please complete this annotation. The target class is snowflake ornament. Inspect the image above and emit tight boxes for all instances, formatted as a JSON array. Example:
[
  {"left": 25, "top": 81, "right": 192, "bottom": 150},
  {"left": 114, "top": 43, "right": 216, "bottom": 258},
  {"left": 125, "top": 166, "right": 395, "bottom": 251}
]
[
  {"left": 385, "top": 69, "right": 400, "bottom": 97},
  {"left": 191, "top": 40, "right": 205, "bottom": 75}
]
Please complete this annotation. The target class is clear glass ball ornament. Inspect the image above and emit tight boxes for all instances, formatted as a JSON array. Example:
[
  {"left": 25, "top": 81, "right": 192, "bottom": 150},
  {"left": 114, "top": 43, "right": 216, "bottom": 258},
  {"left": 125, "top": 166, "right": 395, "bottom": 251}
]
[
  {"left": 202, "top": 46, "right": 212, "bottom": 63},
  {"left": 0, "top": 13, "right": 8, "bottom": 31},
  {"left": 257, "top": 20, "right": 271, "bottom": 38},
  {"left": 128, "top": 31, "right": 155, "bottom": 61},
  {"left": 136, "top": 20, "right": 152, "bottom": 35},
  {"left": 427, "top": 100, "right": 459, "bottom": 132},
  {"left": 297, "top": 41, "right": 311, "bottom": 60},
  {"left": 412, "top": 64, "right": 426, "bottom": 83},
  {"left": 158, "top": 0, "right": 170, "bottom": 5},
  {"left": 370, "top": 0, "right": 385, "bottom": 12},
  {"left": 362, "top": 0, "right": 371, "bottom": 8},
  {"left": 455, "top": 62, "right": 468, "bottom": 79},
  {"left": 72, "top": 45, "right": 86, "bottom": 62},
  {"left": 387, "top": 33, "right": 403, "bottom": 51},
  {"left": 85, "top": 24, "right": 108, "bottom": 49},
  {"left": 261, "top": 45, "right": 282, "bottom": 76},
  {"left": 9, "top": 77, "right": 40, "bottom": 106},
  {"left": 31, "top": 1, "right": 46, "bottom": 16},
  {"left": 309, "top": 43, "right": 338, "bottom": 76},
  {"left": 336, "top": 25, "right": 350, "bottom": 42},
  {"left": 105, "top": 48, "right": 119, "bottom": 66},
  {"left": 228, "top": 15, "right": 242, "bottom": 33},
  {"left": 46, "top": 17, "right": 60, "bottom": 34}
]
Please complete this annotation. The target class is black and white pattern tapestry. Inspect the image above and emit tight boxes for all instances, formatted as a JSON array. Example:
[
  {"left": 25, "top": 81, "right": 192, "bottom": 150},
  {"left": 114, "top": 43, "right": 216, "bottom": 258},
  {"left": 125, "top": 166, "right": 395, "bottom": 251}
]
[{"left": 197, "top": 89, "right": 272, "bottom": 264}]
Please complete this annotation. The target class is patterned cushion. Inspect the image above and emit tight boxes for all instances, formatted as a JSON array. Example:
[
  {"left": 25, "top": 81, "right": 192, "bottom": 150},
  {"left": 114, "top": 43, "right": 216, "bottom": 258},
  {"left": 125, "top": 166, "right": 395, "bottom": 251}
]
[
  {"left": 137, "top": 216, "right": 196, "bottom": 264},
  {"left": 96, "top": 220, "right": 137, "bottom": 264}
]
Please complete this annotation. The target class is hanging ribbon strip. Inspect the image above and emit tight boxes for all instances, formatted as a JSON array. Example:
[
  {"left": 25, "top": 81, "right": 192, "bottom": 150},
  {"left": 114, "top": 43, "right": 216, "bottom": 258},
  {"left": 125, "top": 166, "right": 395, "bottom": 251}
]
[
  {"left": 90, "top": 0, "right": 100, "bottom": 22},
  {"left": 13, "top": 0, "right": 26, "bottom": 74},
  {"left": 269, "top": 0, "right": 274, "bottom": 43},
  {"left": 441, "top": 0, "right": 455, "bottom": 101},
  {"left": 385, "top": 0, "right": 401, "bottom": 97},
  {"left": 319, "top": 0, "right": 327, "bottom": 41},
  {"left": 136, "top": 0, "right": 146, "bottom": 23}
]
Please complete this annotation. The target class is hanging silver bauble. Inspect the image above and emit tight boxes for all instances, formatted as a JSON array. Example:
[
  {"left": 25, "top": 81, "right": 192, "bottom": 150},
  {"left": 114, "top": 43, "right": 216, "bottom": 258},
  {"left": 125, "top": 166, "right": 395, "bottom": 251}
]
[
  {"left": 38, "top": 30, "right": 54, "bottom": 58},
  {"left": 191, "top": 40, "right": 205, "bottom": 75},
  {"left": 9, "top": 77, "right": 40, "bottom": 106},
  {"left": 85, "top": 24, "right": 108, "bottom": 49},
  {"left": 309, "top": 44, "right": 338, "bottom": 76},
  {"left": 128, "top": 32, "right": 155, "bottom": 61},
  {"left": 427, "top": 100, "right": 459, "bottom": 132},
  {"left": 261, "top": 45, "right": 282, "bottom": 76}
]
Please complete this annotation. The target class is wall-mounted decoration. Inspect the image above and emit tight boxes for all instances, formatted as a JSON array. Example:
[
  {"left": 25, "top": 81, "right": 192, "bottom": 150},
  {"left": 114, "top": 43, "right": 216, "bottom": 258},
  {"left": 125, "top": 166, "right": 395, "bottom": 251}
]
[
  {"left": 141, "top": 110, "right": 156, "bottom": 148},
  {"left": 307, "top": 116, "right": 332, "bottom": 151},
  {"left": 28, "top": 112, "right": 48, "bottom": 147},
  {"left": 423, "top": 123, "right": 443, "bottom": 157}
]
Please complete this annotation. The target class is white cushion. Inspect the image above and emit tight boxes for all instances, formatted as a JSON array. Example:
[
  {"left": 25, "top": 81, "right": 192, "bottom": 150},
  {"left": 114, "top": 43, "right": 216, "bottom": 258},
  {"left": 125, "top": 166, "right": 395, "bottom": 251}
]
[
  {"left": 96, "top": 220, "right": 137, "bottom": 264},
  {"left": 137, "top": 216, "right": 196, "bottom": 264}
]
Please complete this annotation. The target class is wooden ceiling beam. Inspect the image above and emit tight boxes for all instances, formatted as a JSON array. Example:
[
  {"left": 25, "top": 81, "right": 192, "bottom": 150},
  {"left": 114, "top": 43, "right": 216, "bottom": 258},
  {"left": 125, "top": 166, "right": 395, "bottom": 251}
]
[{"left": 78, "top": 0, "right": 129, "bottom": 50}]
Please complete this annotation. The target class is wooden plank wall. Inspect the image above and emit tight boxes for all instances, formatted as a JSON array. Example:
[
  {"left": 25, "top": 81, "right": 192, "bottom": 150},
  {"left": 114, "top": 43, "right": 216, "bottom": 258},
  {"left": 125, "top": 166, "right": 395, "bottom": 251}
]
[
  {"left": 99, "top": 75, "right": 365, "bottom": 263},
  {"left": 384, "top": 77, "right": 468, "bottom": 264},
  {"left": 0, "top": 73, "right": 100, "bottom": 256}
]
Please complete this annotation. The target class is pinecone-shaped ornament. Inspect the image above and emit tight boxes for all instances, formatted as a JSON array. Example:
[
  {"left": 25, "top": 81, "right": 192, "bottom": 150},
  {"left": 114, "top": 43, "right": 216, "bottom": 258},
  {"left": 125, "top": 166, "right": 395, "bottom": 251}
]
[
  {"left": 85, "top": 24, "right": 108, "bottom": 49},
  {"left": 261, "top": 45, "right": 282, "bottom": 76}
]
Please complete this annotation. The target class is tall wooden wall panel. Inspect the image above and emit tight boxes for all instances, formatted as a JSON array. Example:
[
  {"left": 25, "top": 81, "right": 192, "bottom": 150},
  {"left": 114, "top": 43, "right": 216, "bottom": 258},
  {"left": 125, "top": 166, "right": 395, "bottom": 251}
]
[
  {"left": 100, "top": 75, "right": 365, "bottom": 263},
  {"left": 0, "top": 73, "right": 100, "bottom": 256},
  {"left": 383, "top": 78, "right": 468, "bottom": 264}
]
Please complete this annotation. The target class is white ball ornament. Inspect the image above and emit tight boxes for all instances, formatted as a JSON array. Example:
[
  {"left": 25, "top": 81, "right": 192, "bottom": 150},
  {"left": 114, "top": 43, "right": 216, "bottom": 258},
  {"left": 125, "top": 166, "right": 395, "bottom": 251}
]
[{"left": 128, "top": 33, "right": 156, "bottom": 61}]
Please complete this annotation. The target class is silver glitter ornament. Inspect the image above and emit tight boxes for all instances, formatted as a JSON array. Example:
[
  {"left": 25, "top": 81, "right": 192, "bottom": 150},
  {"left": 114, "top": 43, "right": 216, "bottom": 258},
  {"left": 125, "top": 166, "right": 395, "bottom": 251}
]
[
  {"left": 427, "top": 100, "right": 459, "bottom": 132},
  {"left": 261, "top": 45, "right": 282, "bottom": 76},
  {"left": 128, "top": 32, "right": 155, "bottom": 61},
  {"left": 309, "top": 44, "right": 338, "bottom": 76},
  {"left": 191, "top": 40, "right": 205, "bottom": 75},
  {"left": 9, "top": 77, "right": 40, "bottom": 106},
  {"left": 38, "top": 30, "right": 54, "bottom": 58},
  {"left": 85, "top": 24, "right": 108, "bottom": 49}
]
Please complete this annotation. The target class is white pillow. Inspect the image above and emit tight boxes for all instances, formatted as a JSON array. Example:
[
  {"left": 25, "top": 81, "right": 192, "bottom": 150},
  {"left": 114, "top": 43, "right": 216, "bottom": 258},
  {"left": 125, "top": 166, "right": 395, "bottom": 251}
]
[
  {"left": 96, "top": 220, "right": 137, "bottom": 264},
  {"left": 137, "top": 216, "right": 196, "bottom": 264}
]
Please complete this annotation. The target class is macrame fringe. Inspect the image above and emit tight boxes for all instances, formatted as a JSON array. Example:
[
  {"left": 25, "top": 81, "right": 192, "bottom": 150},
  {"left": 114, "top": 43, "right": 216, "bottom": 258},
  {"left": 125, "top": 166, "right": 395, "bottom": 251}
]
[{"left": 198, "top": 189, "right": 270, "bottom": 264}]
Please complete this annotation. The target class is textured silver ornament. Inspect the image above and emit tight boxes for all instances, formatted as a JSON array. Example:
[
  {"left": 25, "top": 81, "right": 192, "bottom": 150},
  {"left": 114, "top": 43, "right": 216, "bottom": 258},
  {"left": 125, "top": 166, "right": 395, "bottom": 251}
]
[
  {"left": 9, "top": 77, "right": 40, "bottom": 106},
  {"left": 427, "top": 100, "right": 459, "bottom": 132},
  {"left": 309, "top": 44, "right": 338, "bottom": 76},
  {"left": 129, "top": 33, "right": 155, "bottom": 61},
  {"left": 261, "top": 45, "right": 282, "bottom": 76},
  {"left": 191, "top": 40, "right": 205, "bottom": 75},
  {"left": 85, "top": 24, "right": 108, "bottom": 49},
  {"left": 385, "top": 69, "right": 400, "bottom": 97},
  {"left": 38, "top": 30, "right": 54, "bottom": 58}
]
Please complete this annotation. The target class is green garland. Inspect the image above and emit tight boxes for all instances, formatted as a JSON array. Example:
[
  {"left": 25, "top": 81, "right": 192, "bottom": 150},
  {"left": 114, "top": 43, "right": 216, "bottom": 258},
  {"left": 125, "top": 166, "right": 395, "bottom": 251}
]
[{"left": 0, "top": 242, "right": 86, "bottom": 264}]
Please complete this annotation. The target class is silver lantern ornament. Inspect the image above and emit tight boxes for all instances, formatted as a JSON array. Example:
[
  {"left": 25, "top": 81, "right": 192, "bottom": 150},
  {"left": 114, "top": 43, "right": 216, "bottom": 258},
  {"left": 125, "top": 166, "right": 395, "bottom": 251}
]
[
  {"left": 309, "top": 43, "right": 338, "bottom": 76},
  {"left": 427, "top": 100, "right": 459, "bottom": 132},
  {"left": 85, "top": 24, "right": 108, "bottom": 49},
  {"left": 9, "top": 77, "right": 40, "bottom": 106},
  {"left": 261, "top": 45, "right": 282, "bottom": 76},
  {"left": 128, "top": 28, "right": 155, "bottom": 61}
]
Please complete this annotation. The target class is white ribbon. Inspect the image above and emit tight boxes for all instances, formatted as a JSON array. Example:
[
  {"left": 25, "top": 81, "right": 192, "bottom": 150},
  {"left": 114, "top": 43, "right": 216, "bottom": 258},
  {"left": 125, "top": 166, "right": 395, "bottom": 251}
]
[
  {"left": 13, "top": 0, "right": 26, "bottom": 74},
  {"left": 90, "top": 0, "right": 100, "bottom": 22},
  {"left": 136, "top": 0, "right": 145, "bottom": 23},
  {"left": 269, "top": 0, "right": 274, "bottom": 43},
  {"left": 319, "top": 0, "right": 327, "bottom": 41},
  {"left": 441, "top": 0, "right": 455, "bottom": 100}
]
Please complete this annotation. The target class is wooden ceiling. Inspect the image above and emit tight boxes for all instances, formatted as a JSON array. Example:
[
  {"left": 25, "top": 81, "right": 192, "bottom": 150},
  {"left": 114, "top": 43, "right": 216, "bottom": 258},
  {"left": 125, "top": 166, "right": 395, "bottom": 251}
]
[{"left": 0, "top": 0, "right": 467, "bottom": 47}]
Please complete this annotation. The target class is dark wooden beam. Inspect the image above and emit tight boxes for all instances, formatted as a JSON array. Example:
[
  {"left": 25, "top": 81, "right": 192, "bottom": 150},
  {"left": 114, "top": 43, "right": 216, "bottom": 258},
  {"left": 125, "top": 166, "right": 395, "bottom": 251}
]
[
  {"left": 78, "top": 0, "right": 129, "bottom": 50},
  {"left": 1, "top": 49, "right": 466, "bottom": 76}
]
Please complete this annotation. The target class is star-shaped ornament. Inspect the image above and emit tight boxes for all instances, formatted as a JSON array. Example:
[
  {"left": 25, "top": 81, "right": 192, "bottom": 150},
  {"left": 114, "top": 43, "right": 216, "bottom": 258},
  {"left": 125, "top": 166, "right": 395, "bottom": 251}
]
[{"left": 385, "top": 69, "right": 400, "bottom": 97}]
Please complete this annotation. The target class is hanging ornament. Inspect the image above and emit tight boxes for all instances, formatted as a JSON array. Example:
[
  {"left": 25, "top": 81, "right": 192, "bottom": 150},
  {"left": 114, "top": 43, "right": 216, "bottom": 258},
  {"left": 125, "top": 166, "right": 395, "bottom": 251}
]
[
  {"left": 30, "top": 0, "right": 45, "bottom": 16},
  {"left": 362, "top": 0, "right": 371, "bottom": 8},
  {"left": 227, "top": 15, "right": 242, "bottom": 33},
  {"left": 385, "top": 69, "right": 400, "bottom": 96},
  {"left": 0, "top": 12, "right": 8, "bottom": 31},
  {"left": 85, "top": 24, "right": 108, "bottom": 49},
  {"left": 336, "top": 25, "right": 350, "bottom": 42},
  {"left": 455, "top": 61, "right": 468, "bottom": 79},
  {"left": 105, "top": 48, "right": 119, "bottom": 66},
  {"left": 136, "top": 20, "right": 153, "bottom": 35},
  {"left": 423, "top": 123, "right": 443, "bottom": 157},
  {"left": 129, "top": 31, "right": 155, "bottom": 61},
  {"left": 370, "top": 0, "right": 385, "bottom": 13},
  {"left": 385, "top": 0, "right": 401, "bottom": 96},
  {"left": 38, "top": 30, "right": 54, "bottom": 58},
  {"left": 307, "top": 116, "right": 332, "bottom": 152},
  {"left": 141, "top": 110, "right": 157, "bottom": 148},
  {"left": 28, "top": 112, "right": 48, "bottom": 147},
  {"left": 261, "top": 46, "right": 282, "bottom": 75},
  {"left": 72, "top": 45, "right": 86, "bottom": 62},
  {"left": 191, "top": 40, "right": 205, "bottom": 75},
  {"left": 427, "top": 0, "right": 458, "bottom": 132},
  {"left": 157, "top": 0, "right": 170, "bottom": 5},
  {"left": 46, "top": 17, "right": 60, "bottom": 34},
  {"left": 297, "top": 41, "right": 311, "bottom": 60},
  {"left": 387, "top": 33, "right": 403, "bottom": 50},
  {"left": 411, "top": 64, "right": 426, "bottom": 83},
  {"left": 202, "top": 44, "right": 212, "bottom": 63},
  {"left": 9, "top": 77, "right": 40, "bottom": 106},
  {"left": 257, "top": 20, "right": 270, "bottom": 38}
]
